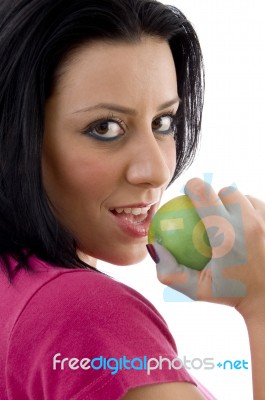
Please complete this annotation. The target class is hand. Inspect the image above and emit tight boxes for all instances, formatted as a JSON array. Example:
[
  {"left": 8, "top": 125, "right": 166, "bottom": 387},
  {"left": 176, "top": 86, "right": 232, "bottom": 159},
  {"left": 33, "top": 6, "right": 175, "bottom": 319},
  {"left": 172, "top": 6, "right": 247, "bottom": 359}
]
[{"left": 148, "top": 178, "right": 265, "bottom": 319}]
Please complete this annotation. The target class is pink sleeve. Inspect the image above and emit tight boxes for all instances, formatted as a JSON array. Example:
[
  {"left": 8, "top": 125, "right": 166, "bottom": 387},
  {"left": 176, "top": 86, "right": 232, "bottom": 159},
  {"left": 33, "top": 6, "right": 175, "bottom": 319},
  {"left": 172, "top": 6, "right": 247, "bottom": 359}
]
[{"left": 6, "top": 270, "right": 214, "bottom": 399}]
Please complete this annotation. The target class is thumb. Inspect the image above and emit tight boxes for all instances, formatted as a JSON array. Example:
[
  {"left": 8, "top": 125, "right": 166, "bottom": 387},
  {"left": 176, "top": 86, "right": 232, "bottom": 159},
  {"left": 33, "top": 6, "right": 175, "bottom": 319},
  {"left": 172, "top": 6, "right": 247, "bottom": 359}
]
[{"left": 147, "top": 242, "right": 200, "bottom": 300}]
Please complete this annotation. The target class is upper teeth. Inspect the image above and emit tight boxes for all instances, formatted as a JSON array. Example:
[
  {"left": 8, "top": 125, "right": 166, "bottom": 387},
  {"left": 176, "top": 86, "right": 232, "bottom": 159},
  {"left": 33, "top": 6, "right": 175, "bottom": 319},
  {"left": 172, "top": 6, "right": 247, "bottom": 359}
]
[{"left": 111, "top": 206, "right": 151, "bottom": 215}]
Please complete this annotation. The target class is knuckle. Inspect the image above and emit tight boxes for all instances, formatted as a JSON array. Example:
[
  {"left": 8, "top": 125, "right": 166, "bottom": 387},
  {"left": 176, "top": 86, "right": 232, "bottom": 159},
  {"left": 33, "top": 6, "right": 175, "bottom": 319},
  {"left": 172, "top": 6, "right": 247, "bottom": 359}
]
[
  {"left": 218, "top": 186, "right": 232, "bottom": 197},
  {"left": 243, "top": 208, "right": 265, "bottom": 241},
  {"left": 157, "top": 272, "right": 172, "bottom": 286},
  {"left": 249, "top": 216, "right": 265, "bottom": 237},
  {"left": 185, "top": 177, "right": 204, "bottom": 195}
]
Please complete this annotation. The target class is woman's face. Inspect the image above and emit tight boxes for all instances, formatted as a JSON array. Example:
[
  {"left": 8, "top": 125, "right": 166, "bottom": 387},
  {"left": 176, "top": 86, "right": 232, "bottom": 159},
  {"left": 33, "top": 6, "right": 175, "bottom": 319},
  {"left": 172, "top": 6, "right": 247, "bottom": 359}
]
[{"left": 42, "top": 36, "right": 179, "bottom": 266}]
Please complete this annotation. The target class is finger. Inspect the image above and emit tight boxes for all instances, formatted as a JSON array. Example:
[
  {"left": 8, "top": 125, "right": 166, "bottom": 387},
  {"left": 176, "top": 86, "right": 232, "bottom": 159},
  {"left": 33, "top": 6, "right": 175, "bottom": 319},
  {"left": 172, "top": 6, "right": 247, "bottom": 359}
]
[
  {"left": 211, "top": 262, "right": 247, "bottom": 298},
  {"left": 184, "top": 178, "right": 225, "bottom": 210},
  {"left": 218, "top": 186, "right": 256, "bottom": 214},
  {"left": 245, "top": 195, "right": 265, "bottom": 211},
  {"left": 184, "top": 180, "right": 230, "bottom": 256},
  {"left": 184, "top": 179, "right": 254, "bottom": 217},
  {"left": 184, "top": 180, "right": 248, "bottom": 261},
  {"left": 151, "top": 243, "right": 200, "bottom": 300},
  {"left": 217, "top": 192, "right": 265, "bottom": 248}
]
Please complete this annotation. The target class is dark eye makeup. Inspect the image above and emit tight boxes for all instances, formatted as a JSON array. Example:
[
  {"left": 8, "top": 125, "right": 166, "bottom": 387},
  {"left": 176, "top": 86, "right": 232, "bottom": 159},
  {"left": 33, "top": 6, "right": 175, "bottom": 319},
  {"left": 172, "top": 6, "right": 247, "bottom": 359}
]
[
  {"left": 80, "top": 114, "right": 126, "bottom": 142},
  {"left": 81, "top": 110, "right": 179, "bottom": 142}
]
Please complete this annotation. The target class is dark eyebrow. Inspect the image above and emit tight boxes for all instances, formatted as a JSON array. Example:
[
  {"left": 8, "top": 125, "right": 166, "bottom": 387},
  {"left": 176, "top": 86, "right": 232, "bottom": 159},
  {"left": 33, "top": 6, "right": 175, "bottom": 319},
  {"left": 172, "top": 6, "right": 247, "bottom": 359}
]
[{"left": 72, "top": 96, "right": 181, "bottom": 116}]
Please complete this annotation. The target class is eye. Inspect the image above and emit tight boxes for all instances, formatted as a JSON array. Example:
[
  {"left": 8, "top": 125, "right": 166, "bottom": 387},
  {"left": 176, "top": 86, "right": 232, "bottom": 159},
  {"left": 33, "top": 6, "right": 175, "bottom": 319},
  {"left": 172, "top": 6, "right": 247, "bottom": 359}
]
[
  {"left": 152, "top": 114, "right": 177, "bottom": 136},
  {"left": 83, "top": 118, "right": 125, "bottom": 141}
]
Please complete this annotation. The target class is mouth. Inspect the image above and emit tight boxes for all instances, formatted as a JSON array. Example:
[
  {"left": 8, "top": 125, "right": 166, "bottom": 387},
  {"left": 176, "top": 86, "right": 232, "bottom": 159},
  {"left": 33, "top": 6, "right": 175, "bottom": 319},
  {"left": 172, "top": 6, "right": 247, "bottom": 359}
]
[{"left": 109, "top": 203, "right": 157, "bottom": 238}]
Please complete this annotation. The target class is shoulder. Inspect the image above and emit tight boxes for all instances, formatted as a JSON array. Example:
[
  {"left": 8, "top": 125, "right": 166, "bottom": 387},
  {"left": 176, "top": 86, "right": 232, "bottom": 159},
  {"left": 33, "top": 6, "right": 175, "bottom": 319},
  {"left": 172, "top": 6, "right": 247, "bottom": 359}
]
[
  {"left": 7, "top": 260, "right": 178, "bottom": 356},
  {"left": 18, "top": 266, "right": 177, "bottom": 351},
  {"left": 15, "top": 261, "right": 169, "bottom": 331},
  {"left": 6, "top": 262, "right": 195, "bottom": 400}
]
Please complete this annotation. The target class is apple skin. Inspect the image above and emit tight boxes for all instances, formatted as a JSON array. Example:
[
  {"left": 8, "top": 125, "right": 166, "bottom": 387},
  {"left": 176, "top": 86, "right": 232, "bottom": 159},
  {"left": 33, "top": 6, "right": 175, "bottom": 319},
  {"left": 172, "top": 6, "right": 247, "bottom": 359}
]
[{"left": 148, "top": 195, "right": 212, "bottom": 270}]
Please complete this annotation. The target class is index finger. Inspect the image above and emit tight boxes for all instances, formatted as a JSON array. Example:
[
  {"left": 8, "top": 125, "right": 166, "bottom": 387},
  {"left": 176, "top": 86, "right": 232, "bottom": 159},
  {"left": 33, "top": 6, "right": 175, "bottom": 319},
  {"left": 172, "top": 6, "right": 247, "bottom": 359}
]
[
  {"left": 184, "top": 179, "right": 240, "bottom": 259},
  {"left": 185, "top": 178, "right": 254, "bottom": 215},
  {"left": 184, "top": 178, "right": 226, "bottom": 210}
]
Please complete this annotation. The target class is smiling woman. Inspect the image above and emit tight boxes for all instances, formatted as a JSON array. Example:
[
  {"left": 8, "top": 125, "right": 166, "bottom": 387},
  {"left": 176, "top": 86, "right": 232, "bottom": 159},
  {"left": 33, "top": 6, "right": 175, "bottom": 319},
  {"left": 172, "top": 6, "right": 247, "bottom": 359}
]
[
  {"left": 0, "top": 0, "right": 203, "bottom": 274},
  {"left": 2, "top": 0, "right": 265, "bottom": 399},
  {"left": 42, "top": 38, "right": 178, "bottom": 266},
  {"left": 0, "top": 0, "right": 215, "bottom": 399}
]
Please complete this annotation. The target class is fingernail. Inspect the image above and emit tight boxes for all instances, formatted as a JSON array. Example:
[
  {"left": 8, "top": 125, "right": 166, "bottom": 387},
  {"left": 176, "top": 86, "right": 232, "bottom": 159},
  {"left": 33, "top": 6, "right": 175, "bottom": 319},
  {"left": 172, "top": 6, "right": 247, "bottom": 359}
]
[{"left": 146, "top": 244, "right": 160, "bottom": 264}]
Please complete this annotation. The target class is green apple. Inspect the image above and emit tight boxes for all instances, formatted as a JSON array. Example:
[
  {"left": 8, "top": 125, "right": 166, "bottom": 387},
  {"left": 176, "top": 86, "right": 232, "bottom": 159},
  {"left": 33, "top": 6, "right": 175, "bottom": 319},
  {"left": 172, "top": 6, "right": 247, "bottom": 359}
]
[{"left": 148, "top": 195, "right": 212, "bottom": 270}]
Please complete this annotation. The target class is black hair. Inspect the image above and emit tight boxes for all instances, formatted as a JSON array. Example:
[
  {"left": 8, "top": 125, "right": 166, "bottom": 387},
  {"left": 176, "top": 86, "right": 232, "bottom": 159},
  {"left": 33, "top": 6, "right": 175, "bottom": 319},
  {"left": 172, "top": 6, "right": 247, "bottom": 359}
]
[{"left": 0, "top": 0, "right": 204, "bottom": 278}]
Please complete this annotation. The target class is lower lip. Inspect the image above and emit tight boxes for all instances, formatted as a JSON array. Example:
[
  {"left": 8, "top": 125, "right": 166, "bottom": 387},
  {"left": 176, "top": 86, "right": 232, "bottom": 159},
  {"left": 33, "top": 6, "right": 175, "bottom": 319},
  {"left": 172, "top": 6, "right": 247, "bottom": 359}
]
[{"left": 109, "top": 206, "right": 155, "bottom": 239}]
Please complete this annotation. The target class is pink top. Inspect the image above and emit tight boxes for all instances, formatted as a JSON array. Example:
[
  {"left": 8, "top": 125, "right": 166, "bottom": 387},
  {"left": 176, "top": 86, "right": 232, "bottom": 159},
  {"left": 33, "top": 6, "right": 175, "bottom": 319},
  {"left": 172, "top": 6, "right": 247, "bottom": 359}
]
[{"left": 0, "top": 256, "right": 216, "bottom": 399}]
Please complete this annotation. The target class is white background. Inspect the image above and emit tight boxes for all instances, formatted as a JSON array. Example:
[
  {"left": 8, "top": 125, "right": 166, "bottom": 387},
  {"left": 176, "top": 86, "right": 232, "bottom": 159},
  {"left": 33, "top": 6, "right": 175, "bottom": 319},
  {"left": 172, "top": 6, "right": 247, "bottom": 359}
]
[{"left": 98, "top": 1, "right": 265, "bottom": 398}]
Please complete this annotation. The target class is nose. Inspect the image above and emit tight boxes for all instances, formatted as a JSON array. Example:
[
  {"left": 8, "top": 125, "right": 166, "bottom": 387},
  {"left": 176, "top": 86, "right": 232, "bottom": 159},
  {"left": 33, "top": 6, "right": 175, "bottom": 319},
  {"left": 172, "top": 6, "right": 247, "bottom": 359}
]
[{"left": 126, "top": 132, "right": 174, "bottom": 188}]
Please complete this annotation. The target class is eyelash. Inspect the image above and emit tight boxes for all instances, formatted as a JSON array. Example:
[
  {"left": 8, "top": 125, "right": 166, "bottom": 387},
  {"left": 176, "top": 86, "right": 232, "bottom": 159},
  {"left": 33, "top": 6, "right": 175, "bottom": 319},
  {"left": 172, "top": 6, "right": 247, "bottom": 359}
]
[
  {"left": 81, "top": 113, "right": 125, "bottom": 142},
  {"left": 153, "top": 110, "right": 179, "bottom": 138},
  {"left": 81, "top": 110, "right": 180, "bottom": 142}
]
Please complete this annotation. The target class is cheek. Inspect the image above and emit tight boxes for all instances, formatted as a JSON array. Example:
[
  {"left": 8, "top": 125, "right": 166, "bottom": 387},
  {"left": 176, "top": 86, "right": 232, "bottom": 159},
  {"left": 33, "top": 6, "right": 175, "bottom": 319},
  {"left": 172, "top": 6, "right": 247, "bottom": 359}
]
[
  {"left": 164, "top": 139, "right": 177, "bottom": 179},
  {"left": 42, "top": 141, "right": 120, "bottom": 207}
]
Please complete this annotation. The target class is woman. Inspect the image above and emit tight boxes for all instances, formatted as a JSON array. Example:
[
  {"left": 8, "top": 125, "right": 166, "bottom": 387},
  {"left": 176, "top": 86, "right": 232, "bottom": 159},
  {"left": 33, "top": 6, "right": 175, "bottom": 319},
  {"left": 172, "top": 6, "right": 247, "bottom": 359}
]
[{"left": 0, "top": 0, "right": 264, "bottom": 399}]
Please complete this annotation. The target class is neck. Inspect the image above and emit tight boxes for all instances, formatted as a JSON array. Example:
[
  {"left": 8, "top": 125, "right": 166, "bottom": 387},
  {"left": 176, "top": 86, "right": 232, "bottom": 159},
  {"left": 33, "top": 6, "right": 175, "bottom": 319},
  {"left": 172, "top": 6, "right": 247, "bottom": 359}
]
[{"left": 76, "top": 249, "right": 97, "bottom": 268}]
